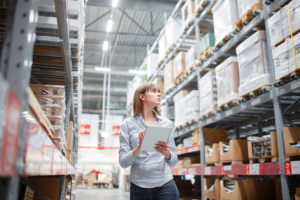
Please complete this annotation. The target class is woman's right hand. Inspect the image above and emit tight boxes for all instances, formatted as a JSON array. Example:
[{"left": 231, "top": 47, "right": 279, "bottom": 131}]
[{"left": 132, "top": 131, "right": 144, "bottom": 158}]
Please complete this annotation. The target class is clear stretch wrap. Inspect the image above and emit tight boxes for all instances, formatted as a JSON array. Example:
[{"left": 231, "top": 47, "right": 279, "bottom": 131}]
[
  {"left": 30, "top": 84, "right": 65, "bottom": 97},
  {"left": 161, "top": 104, "right": 174, "bottom": 120},
  {"left": 184, "top": 90, "right": 200, "bottom": 123},
  {"left": 165, "top": 16, "right": 182, "bottom": 49},
  {"left": 272, "top": 32, "right": 300, "bottom": 80},
  {"left": 200, "top": 71, "right": 217, "bottom": 117},
  {"left": 173, "top": 51, "right": 186, "bottom": 79},
  {"left": 236, "top": 0, "right": 261, "bottom": 18},
  {"left": 212, "top": 0, "right": 239, "bottom": 45},
  {"left": 159, "top": 32, "right": 167, "bottom": 62},
  {"left": 152, "top": 77, "right": 164, "bottom": 97},
  {"left": 185, "top": 46, "right": 196, "bottom": 69},
  {"left": 267, "top": 0, "right": 300, "bottom": 47},
  {"left": 174, "top": 90, "right": 189, "bottom": 128},
  {"left": 164, "top": 60, "right": 175, "bottom": 93},
  {"left": 146, "top": 53, "right": 159, "bottom": 78},
  {"left": 236, "top": 31, "right": 271, "bottom": 97},
  {"left": 215, "top": 57, "right": 239, "bottom": 107}
]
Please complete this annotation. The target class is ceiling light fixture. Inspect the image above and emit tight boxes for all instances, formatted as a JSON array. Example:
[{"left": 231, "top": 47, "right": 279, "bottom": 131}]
[
  {"left": 112, "top": 0, "right": 119, "bottom": 7},
  {"left": 128, "top": 69, "right": 146, "bottom": 75},
  {"left": 106, "top": 19, "right": 113, "bottom": 32},
  {"left": 103, "top": 41, "right": 109, "bottom": 51},
  {"left": 95, "top": 67, "right": 111, "bottom": 72}
]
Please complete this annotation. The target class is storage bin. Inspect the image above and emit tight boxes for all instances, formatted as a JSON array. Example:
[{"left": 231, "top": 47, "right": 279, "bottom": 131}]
[
  {"left": 204, "top": 177, "right": 220, "bottom": 200},
  {"left": 219, "top": 139, "right": 248, "bottom": 164},
  {"left": 205, "top": 143, "right": 220, "bottom": 165}
]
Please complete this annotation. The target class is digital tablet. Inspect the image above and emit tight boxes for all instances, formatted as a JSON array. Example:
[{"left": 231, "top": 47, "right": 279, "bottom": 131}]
[{"left": 140, "top": 126, "right": 172, "bottom": 152}]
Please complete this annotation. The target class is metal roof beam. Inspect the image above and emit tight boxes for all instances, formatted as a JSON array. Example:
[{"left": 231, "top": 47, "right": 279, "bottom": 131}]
[
  {"left": 85, "top": 30, "right": 157, "bottom": 38},
  {"left": 120, "top": 9, "right": 150, "bottom": 34},
  {"left": 86, "top": 0, "right": 176, "bottom": 12},
  {"left": 85, "top": 40, "right": 148, "bottom": 48},
  {"left": 85, "top": 10, "right": 112, "bottom": 29}
]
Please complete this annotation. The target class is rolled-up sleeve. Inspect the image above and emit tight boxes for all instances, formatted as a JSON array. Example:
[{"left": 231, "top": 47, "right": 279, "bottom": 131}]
[
  {"left": 166, "top": 126, "right": 178, "bottom": 166},
  {"left": 119, "top": 121, "right": 136, "bottom": 168}
]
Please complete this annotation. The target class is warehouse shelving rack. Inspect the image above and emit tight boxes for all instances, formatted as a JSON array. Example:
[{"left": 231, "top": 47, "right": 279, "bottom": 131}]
[
  {"left": 0, "top": 0, "right": 81, "bottom": 199},
  {"left": 131, "top": 0, "right": 299, "bottom": 199}
]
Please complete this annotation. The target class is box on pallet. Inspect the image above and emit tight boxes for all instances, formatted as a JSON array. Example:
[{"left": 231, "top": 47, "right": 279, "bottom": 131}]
[
  {"left": 181, "top": 0, "right": 195, "bottom": 28},
  {"left": 205, "top": 143, "right": 220, "bottom": 165},
  {"left": 267, "top": 0, "right": 300, "bottom": 47},
  {"left": 183, "top": 156, "right": 200, "bottom": 168},
  {"left": 219, "top": 139, "right": 248, "bottom": 164},
  {"left": 185, "top": 46, "right": 196, "bottom": 69},
  {"left": 237, "top": 0, "right": 263, "bottom": 19},
  {"left": 173, "top": 90, "right": 189, "bottom": 128},
  {"left": 282, "top": 127, "right": 300, "bottom": 159},
  {"left": 173, "top": 51, "right": 186, "bottom": 80},
  {"left": 272, "top": 31, "right": 300, "bottom": 80},
  {"left": 164, "top": 60, "right": 175, "bottom": 93},
  {"left": 212, "top": 0, "right": 239, "bottom": 45},
  {"left": 192, "top": 129, "right": 200, "bottom": 145},
  {"left": 146, "top": 53, "right": 159, "bottom": 78},
  {"left": 43, "top": 106, "right": 64, "bottom": 117},
  {"left": 204, "top": 177, "right": 220, "bottom": 200},
  {"left": 199, "top": 70, "right": 217, "bottom": 117},
  {"left": 198, "top": 33, "right": 215, "bottom": 57},
  {"left": 165, "top": 16, "right": 182, "bottom": 49},
  {"left": 220, "top": 177, "right": 276, "bottom": 200},
  {"left": 247, "top": 132, "right": 278, "bottom": 162},
  {"left": 159, "top": 32, "right": 167, "bottom": 62},
  {"left": 236, "top": 31, "right": 271, "bottom": 97},
  {"left": 184, "top": 90, "right": 200, "bottom": 123},
  {"left": 215, "top": 56, "right": 239, "bottom": 107},
  {"left": 30, "top": 84, "right": 65, "bottom": 97}
]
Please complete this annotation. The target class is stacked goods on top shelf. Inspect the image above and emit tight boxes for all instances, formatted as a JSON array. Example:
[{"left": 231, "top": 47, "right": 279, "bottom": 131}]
[
  {"left": 268, "top": 0, "right": 300, "bottom": 81},
  {"left": 212, "top": 0, "right": 239, "bottom": 45},
  {"left": 197, "top": 33, "right": 215, "bottom": 60},
  {"left": 159, "top": 32, "right": 167, "bottom": 63},
  {"left": 165, "top": 16, "right": 182, "bottom": 51},
  {"left": 236, "top": 0, "right": 263, "bottom": 26},
  {"left": 215, "top": 56, "right": 239, "bottom": 109},
  {"left": 247, "top": 132, "right": 278, "bottom": 163},
  {"left": 30, "top": 84, "right": 66, "bottom": 152},
  {"left": 146, "top": 53, "right": 159, "bottom": 79},
  {"left": 186, "top": 45, "right": 196, "bottom": 71},
  {"left": 199, "top": 70, "right": 217, "bottom": 118},
  {"left": 236, "top": 31, "right": 271, "bottom": 98},
  {"left": 164, "top": 60, "right": 175, "bottom": 93},
  {"left": 173, "top": 51, "right": 186, "bottom": 83},
  {"left": 181, "top": 0, "right": 195, "bottom": 30}
]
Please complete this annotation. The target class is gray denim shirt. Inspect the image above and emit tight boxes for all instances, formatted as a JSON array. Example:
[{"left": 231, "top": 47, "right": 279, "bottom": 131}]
[{"left": 119, "top": 113, "right": 178, "bottom": 188}]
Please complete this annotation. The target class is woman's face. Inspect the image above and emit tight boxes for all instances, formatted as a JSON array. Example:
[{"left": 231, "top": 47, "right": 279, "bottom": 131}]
[{"left": 140, "top": 88, "right": 160, "bottom": 107}]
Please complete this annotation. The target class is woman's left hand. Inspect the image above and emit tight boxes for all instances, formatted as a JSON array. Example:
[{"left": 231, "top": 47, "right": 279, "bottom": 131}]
[{"left": 155, "top": 141, "right": 171, "bottom": 160}]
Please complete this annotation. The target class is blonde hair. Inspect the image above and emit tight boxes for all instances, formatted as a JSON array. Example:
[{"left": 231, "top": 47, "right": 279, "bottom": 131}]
[{"left": 133, "top": 83, "right": 161, "bottom": 117}]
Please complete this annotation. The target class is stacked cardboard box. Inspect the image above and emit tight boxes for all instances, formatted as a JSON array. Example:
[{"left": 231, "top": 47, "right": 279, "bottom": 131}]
[
  {"left": 204, "top": 178, "right": 220, "bottom": 200},
  {"left": 282, "top": 127, "right": 300, "bottom": 158},
  {"left": 215, "top": 56, "right": 239, "bottom": 107},
  {"left": 212, "top": 0, "right": 239, "bottom": 45},
  {"left": 30, "top": 84, "right": 66, "bottom": 151},
  {"left": 165, "top": 16, "right": 182, "bottom": 49},
  {"left": 174, "top": 90, "right": 189, "bottom": 128},
  {"left": 236, "top": 31, "right": 271, "bottom": 97},
  {"left": 183, "top": 156, "right": 200, "bottom": 167},
  {"left": 164, "top": 60, "right": 175, "bottom": 93},
  {"left": 219, "top": 139, "right": 248, "bottom": 164},
  {"left": 205, "top": 143, "right": 220, "bottom": 165},
  {"left": 173, "top": 51, "right": 186, "bottom": 80},
  {"left": 192, "top": 129, "right": 200, "bottom": 145},
  {"left": 199, "top": 70, "right": 217, "bottom": 117}
]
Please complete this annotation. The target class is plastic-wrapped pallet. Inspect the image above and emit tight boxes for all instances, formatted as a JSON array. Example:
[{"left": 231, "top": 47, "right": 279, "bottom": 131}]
[
  {"left": 272, "top": 32, "right": 300, "bottom": 80},
  {"left": 212, "top": 0, "right": 239, "bottom": 45},
  {"left": 161, "top": 104, "right": 174, "bottom": 120},
  {"left": 215, "top": 57, "right": 239, "bottom": 107},
  {"left": 184, "top": 90, "right": 200, "bottom": 123},
  {"left": 174, "top": 90, "right": 189, "bottom": 128},
  {"left": 152, "top": 77, "right": 164, "bottom": 97},
  {"left": 236, "top": 0, "right": 262, "bottom": 18},
  {"left": 173, "top": 51, "right": 186, "bottom": 80},
  {"left": 181, "top": 0, "right": 195, "bottom": 28},
  {"left": 267, "top": 0, "right": 300, "bottom": 47},
  {"left": 185, "top": 45, "right": 196, "bottom": 69},
  {"left": 199, "top": 70, "right": 217, "bottom": 117},
  {"left": 236, "top": 31, "right": 271, "bottom": 97},
  {"left": 159, "top": 32, "right": 167, "bottom": 62},
  {"left": 164, "top": 60, "right": 175, "bottom": 93},
  {"left": 165, "top": 16, "right": 182, "bottom": 49},
  {"left": 146, "top": 53, "right": 159, "bottom": 79}
]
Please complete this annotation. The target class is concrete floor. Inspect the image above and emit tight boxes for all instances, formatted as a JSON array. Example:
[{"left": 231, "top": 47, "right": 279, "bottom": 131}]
[{"left": 74, "top": 188, "right": 130, "bottom": 200}]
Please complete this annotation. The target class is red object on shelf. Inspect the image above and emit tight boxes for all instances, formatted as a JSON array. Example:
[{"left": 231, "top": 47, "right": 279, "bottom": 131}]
[
  {"left": 112, "top": 125, "right": 121, "bottom": 136},
  {"left": 80, "top": 124, "right": 91, "bottom": 135},
  {"left": 0, "top": 90, "right": 21, "bottom": 176},
  {"left": 177, "top": 145, "right": 201, "bottom": 155},
  {"left": 90, "top": 170, "right": 103, "bottom": 174}
]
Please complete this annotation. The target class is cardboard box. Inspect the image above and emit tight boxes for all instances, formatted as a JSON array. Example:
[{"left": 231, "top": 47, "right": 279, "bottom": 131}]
[
  {"left": 175, "top": 159, "right": 184, "bottom": 168},
  {"left": 283, "top": 127, "right": 300, "bottom": 158},
  {"left": 215, "top": 56, "right": 239, "bottom": 107},
  {"left": 204, "top": 177, "right": 220, "bottom": 200},
  {"left": 164, "top": 60, "right": 175, "bottom": 93},
  {"left": 220, "top": 178, "right": 276, "bottom": 200},
  {"left": 173, "top": 51, "right": 186, "bottom": 79},
  {"left": 295, "top": 188, "right": 300, "bottom": 200},
  {"left": 183, "top": 137, "right": 193, "bottom": 148},
  {"left": 28, "top": 88, "right": 54, "bottom": 139},
  {"left": 43, "top": 105, "right": 64, "bottom": 116},
  {"left": 181, "top": 0, "right": 195, "bottom": 28},
  {"left": 183, "top": 156, "right": 200, "bottom": 168},
  {"left": 48, "top": 116, "right": 64, "bottom": 127},
  {"left": 30, "top": 84, "right": 65, "bottom": 97},
  {"left": 192, "top": 129, "right": 200, "bottom": 145},
  {"left": 205, "top": 143, "right": 220, "bottom": 165},
  {"left": 220, "top": 139, "right": 248, "bottom": 164},
  {"left": 236, "top": 31, "right": 271, "bottom": 97},
  {"left": 153, "top": 78, "right": 164, "bottom": 97}
]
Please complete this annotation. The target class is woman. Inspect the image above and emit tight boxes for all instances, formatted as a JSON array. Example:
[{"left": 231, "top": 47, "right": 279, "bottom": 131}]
[{"left": 119, "top": 83, "right": 179, "bottom": 200}]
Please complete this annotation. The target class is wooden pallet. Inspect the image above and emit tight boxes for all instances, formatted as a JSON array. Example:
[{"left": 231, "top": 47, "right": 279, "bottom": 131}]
[
  {"left": 273, "top": 28, "right": 300, "bottom": 48},
  {"left": 286, "top": 154, "right": 300, "bottom": 161},
  {"left": 235, "top": 3, "right": 263, "bottom": 30},
  {"left": 239, "top": 85, "right": 272, "bottom": 101},
  {"left": 249, "top": 156, "right": 278, "bottom": 164},
  {"left": 166, "top": 43, "right": 176, "bottom": 55},
  {"left": 275, "top": 69, "right": 300, "bottom": 86},
  {"left": 195, "top": 0, "right": 210, "bottom": 14},
  {"left": 215, "top": 31, "right": 234, "bottom": 49},
  {"left": 175, "top": 72, "right": 187, "bottom": 85},
  {"left": 198, "top": 47, "right": 214, "bottom": 62},
  {"left": 201, "top": 108, "right": 217, "bottom": 119},
  {"left": 186, "top": 64, "right": 197, "bottom": 75},
  {"left": 217, "top": 99, "right": 239, "bottom": 112},
  {"left": 220, "top": 160, "right": 244, "bottom": 165}
]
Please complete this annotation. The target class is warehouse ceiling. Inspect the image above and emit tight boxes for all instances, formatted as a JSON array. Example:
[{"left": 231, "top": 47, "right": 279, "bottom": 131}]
[{"left": 83, "top": 0, "right": 178, "bottom": 119}]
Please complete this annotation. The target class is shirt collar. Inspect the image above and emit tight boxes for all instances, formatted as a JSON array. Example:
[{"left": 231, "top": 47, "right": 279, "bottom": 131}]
[{"left": 135, "top": 111, "right": 161, "bottom": 123}]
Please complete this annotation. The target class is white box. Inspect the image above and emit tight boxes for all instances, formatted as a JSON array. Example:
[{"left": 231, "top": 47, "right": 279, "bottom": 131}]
[{"left": 200, "top": 71, "right": 217, "bottom": 116}]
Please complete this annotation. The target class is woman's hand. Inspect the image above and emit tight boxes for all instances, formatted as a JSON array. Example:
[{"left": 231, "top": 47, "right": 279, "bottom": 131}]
[
  {"left": 155, "top": 141, "right": 171, "bottom": 160},
  {"left": 132, "top": 132, "right": 144, "bottom": 158}
]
